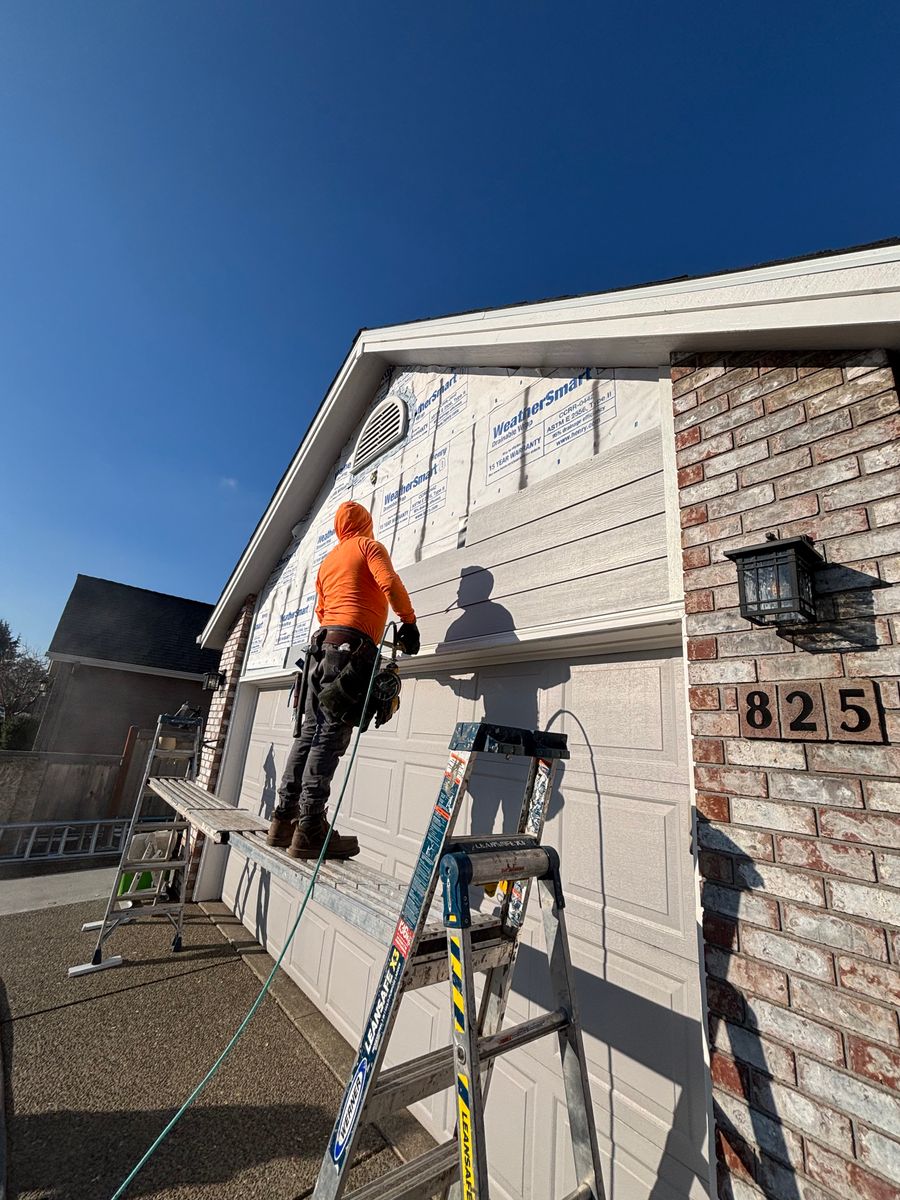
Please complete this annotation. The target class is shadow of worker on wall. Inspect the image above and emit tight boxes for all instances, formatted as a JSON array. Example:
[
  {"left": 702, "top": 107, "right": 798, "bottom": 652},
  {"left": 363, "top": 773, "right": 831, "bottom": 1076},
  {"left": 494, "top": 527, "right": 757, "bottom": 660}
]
[{"left": 436, "top": 566, "right": 568, "bottom": 837}]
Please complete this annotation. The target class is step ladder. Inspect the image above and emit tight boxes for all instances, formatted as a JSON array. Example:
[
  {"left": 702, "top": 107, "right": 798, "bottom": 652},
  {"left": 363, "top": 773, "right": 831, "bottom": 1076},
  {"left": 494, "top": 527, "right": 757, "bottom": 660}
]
[
  {"left": 68, "top": 709, "right": 204, "bottom": 978},
  {"left": 313, "top": 721, "right": 605, "bottom": 1200}
]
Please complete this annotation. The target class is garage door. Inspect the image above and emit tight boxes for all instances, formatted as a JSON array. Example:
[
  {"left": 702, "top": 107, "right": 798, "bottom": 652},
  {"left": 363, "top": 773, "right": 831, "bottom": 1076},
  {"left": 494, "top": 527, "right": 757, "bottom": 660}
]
[{"left": 224, "top": 647, "right": 709, "bottom": 1200}]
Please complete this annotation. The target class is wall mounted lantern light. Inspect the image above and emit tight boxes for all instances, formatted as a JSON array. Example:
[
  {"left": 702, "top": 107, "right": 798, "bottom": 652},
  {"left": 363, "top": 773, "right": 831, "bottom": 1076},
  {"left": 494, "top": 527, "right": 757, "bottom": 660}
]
[
  {"left": 724, "top": 534, "right": 825, "bottom": 626},
  {"left": 202, "top": 670, "right": 227, "bottom": 692}
]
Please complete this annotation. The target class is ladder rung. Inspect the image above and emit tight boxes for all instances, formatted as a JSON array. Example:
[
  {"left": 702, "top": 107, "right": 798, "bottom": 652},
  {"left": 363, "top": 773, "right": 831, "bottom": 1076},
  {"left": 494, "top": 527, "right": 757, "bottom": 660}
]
[
  {"left": 152, "top": 748, "right": 195, "bottom": 759},
  {"left": 562, "top": 1186, "right": 597, "bottom": 1200},
  {"left": 345, "top": 1138, "right": 458, "bottom": 1200},
  {"left": 111, "top": 901, "right": 184, "bottom": 915},
  {"left": 133, "top": 822, "right": 190, "bottom": 833},
  {"left": 367, "top": 1008, "right": 569, "bottom": 1120},
  {"left": 404, "top": 935, "right": 515, "bottom": 992},
  {"left": 120, "top": 859, "right": 187, "bottom": 872}
]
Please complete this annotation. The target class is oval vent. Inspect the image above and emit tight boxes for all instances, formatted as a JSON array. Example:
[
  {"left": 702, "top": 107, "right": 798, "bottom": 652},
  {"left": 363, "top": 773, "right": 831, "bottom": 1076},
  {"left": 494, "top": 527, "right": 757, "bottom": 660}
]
[{"left": 352, "top": 397, "right": 408, "bottom": 473}]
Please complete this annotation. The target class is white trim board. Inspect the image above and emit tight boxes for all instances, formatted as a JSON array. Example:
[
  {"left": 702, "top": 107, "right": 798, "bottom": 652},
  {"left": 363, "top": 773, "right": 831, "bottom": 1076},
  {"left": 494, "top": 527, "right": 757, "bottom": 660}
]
[{"left": 48, "top": 653, "right": 207, "bottom": 682}]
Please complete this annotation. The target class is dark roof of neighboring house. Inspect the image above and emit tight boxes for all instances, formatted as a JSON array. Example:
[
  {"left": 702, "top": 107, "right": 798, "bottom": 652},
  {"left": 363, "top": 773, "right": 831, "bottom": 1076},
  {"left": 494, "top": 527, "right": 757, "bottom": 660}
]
[{"left": 49, "top": 575, "right": 221, "bottom": 675}]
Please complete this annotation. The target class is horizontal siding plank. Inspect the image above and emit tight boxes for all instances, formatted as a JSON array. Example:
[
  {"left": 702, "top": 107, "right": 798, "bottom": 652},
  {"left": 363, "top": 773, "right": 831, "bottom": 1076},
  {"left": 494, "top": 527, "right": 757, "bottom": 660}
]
[
  {"left": 417, "top": 555, "right": 669, "bottom": 646},
  {"left": 467, "top": 427, "right": 663, "bottom": 544},
  {"left": 412, "top": 512, "right": 668, "bottom": 621}
]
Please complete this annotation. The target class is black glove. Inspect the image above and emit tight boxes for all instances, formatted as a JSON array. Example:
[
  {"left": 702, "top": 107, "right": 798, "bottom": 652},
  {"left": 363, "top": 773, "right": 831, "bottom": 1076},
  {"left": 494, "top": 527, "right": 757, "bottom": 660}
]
[{"left": 396, "top": 622, "right": 420, "bottom": 655}]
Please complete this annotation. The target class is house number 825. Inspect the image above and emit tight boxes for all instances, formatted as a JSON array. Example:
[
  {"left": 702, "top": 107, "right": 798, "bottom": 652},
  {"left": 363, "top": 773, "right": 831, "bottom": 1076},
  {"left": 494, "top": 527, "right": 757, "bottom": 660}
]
[{"left": 736, "top": 679, "right": 886, "bottom": 743}]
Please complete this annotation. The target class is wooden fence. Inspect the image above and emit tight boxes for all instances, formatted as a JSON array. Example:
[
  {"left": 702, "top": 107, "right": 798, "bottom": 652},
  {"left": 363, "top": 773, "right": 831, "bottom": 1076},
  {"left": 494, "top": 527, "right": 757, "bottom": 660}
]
[{"left": 0, "top": 750, "right": 125, "bottom": 824}]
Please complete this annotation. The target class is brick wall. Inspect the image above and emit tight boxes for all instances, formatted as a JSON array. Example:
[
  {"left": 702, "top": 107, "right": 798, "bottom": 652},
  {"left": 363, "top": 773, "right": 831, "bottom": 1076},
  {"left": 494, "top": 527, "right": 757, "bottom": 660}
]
[
  {"left": 197, "top": 593, "right": 256, "bottom": 791},
  {"left": 672, "top": 350, "right": 900, "bottom": 1200}
]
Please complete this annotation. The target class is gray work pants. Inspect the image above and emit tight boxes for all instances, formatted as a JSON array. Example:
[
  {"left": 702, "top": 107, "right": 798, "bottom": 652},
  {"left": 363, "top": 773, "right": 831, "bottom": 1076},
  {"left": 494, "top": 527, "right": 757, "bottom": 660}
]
[{"left": 274, "top": 636, "right": 374, "bottom": 824}]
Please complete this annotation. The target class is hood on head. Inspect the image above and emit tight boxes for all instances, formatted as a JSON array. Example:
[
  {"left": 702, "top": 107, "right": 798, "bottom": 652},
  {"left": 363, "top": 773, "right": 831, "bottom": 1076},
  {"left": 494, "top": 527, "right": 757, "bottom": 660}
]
[{"left": 334, "top": 500, "right": 373, "bottom": 541}]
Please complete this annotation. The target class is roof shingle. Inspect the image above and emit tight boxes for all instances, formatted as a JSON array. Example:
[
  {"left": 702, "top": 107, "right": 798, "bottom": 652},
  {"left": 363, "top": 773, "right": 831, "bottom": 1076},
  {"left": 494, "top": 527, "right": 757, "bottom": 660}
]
[{"left": 49, "top": 575, "right": 221, "bottom": 675}]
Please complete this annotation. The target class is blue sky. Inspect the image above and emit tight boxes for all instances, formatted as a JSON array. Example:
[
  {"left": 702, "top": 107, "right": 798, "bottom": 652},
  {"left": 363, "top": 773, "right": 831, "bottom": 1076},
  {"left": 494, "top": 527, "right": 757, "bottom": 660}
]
[{"left": 2, "top": 2, "right": 898, "bottom": 652}]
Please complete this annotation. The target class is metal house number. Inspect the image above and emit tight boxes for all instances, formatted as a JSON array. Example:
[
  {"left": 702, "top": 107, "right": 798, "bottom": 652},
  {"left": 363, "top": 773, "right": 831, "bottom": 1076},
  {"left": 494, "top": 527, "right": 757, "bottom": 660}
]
[{"left": 737, "top": 679, "right": 887, "bottom": 743}]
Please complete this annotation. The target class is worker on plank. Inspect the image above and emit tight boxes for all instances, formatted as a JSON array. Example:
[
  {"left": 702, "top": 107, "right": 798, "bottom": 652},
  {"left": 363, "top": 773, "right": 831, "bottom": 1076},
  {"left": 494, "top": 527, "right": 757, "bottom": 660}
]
[{"left": 267, "top": 500, "right": 420, "bottom": 859}]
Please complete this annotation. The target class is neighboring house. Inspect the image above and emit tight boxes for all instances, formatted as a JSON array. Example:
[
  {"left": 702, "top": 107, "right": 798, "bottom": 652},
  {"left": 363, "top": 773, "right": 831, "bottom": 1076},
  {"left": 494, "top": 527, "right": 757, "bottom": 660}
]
[
  {"left": 34, "top": 575, "right": 222, "bottom": 756},
  {"left": 195, "top": 241, "right": 900, "bottom": 1200}
]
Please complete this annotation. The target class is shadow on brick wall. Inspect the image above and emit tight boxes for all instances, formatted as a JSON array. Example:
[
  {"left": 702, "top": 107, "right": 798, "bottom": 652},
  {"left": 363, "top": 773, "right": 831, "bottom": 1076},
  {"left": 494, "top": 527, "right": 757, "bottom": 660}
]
[
  {"left": 781, "top": 562, "right": 887, "bottom": 654},
  {"left": 702, "top": 830, "right": 803, "bottom": 1199}
]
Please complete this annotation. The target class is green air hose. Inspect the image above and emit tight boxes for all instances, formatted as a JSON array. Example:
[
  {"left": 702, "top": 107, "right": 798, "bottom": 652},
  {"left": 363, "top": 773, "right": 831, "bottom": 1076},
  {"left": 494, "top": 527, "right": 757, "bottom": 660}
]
[{"left": 110, "top": 626, "right": 393, "bottom": 1199}]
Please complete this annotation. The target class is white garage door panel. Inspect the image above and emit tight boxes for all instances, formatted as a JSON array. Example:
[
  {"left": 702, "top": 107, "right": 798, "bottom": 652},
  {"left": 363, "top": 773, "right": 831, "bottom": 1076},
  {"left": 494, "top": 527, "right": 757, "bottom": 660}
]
[{"left": 227, "top": 647, "right": 709, "bottom": 1200}]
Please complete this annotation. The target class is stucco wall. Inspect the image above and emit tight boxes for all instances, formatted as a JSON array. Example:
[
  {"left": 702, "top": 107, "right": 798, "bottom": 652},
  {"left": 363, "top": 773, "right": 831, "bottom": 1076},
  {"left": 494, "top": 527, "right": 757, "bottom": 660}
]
[{"left": 35, "top": 660, "right": 211, "bottom": 755}]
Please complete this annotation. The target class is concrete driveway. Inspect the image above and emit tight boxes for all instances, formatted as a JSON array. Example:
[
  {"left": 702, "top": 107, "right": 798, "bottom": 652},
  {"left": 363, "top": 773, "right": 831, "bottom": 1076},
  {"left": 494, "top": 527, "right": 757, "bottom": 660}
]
[{"left": 0, "top": 899, "right": 399, "bottom": 1199}]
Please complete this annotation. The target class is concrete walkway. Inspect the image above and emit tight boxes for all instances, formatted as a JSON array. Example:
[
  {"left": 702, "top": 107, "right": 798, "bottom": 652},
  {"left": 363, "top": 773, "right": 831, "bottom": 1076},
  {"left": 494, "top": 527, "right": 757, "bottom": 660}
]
[
  {"left": 0, "top": 899, "right": 401, "bottom": 1199},
  {"left": 0, "top": 865, "right": 118, "bottom": 917}
]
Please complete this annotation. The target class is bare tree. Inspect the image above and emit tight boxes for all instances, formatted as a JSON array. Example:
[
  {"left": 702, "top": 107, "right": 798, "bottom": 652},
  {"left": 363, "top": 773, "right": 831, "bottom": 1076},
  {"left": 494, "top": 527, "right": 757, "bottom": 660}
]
[{"left": 0, "top": 618, "right": 49, "bottom": 725}]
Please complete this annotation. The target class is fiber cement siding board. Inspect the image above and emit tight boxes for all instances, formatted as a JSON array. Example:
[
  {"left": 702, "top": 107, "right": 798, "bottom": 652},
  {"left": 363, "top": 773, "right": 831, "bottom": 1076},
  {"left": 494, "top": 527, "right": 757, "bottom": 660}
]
[{"left": 223, "top": 648, "right": 707, "bottom": 1200}]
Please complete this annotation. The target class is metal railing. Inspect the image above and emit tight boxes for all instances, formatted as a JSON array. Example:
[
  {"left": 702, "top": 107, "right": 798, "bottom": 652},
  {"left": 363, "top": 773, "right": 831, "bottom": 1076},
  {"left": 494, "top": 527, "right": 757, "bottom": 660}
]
[{"left": 0, "top": 817, "right": 131, "bottom": 864}]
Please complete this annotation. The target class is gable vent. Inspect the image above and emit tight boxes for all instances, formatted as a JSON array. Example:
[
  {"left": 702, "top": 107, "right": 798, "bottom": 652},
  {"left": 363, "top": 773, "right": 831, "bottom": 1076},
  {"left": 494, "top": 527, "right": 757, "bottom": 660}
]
[{"left": 352, "top": 398, "right": 408, "bottom": 473}]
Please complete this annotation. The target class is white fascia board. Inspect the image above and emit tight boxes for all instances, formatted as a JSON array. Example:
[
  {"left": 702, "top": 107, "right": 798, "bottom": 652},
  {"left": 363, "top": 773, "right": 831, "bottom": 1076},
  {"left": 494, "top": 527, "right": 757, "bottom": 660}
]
[
  {"left": 49, "top": 652, "right": 207, "bottom": 682},
  {"left": 202, "top": 245, "right": 900, "bottom": 648}
]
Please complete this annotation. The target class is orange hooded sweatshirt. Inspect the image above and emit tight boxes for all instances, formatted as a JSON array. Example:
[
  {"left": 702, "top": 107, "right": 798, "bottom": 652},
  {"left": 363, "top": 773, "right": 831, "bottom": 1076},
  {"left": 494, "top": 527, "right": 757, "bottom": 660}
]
[{"left": 315, "top": 501, "right": 416, "bottom": 643}]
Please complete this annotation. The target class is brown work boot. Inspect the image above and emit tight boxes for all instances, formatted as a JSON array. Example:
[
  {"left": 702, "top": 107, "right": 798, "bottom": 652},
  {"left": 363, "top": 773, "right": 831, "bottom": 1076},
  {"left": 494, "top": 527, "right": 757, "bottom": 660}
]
[
  {"left": 266, "top": 815, "right": 296, "bottom": 847},
  {"left": 288, "top": 815, "right": 360, "bottom": 860}
]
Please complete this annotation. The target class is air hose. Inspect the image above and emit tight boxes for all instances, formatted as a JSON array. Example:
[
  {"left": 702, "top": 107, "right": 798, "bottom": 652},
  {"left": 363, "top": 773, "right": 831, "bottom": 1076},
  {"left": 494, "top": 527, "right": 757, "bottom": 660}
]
[{"left": 111, "top": 625, "right": 394, "bottom": 1198}]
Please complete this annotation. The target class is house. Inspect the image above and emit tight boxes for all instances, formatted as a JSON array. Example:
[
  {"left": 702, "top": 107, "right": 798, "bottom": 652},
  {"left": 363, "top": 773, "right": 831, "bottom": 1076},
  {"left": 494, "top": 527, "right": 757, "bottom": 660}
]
[
  {"left": 35, "top": 575, "right": 222, "bottom": 756},
  {"left": 195, "top": 240, "right": 900, "bottom": 1200}
]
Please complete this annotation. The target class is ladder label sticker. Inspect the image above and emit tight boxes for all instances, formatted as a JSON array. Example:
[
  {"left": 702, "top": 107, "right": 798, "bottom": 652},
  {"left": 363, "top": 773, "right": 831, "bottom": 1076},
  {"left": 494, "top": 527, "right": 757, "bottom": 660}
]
[
  {"left": 332, "top": 1059, "right": 367, "bottom": 1163},
  {"left": 392, "top": 917, "right": 414, "bottom": 957},
  {"left": 457, "top": 1072, "right": 477, "bottom": 1199},
  {"left": 331, "top": 944, "right": 406, "bottom": 1167},
  {"left": 400, "top": 752, "right": 468, "bottom": 929}
]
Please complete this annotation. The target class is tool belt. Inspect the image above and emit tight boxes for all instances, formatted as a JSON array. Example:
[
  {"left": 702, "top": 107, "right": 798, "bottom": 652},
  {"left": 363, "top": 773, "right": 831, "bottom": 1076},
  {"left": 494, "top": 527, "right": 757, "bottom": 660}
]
[{"left": 317, "top": 626, "right": 401, "bottom": 731}]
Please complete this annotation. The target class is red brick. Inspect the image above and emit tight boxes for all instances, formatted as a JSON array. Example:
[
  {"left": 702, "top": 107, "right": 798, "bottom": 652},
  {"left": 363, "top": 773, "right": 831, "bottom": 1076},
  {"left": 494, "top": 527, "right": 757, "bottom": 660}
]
[
  {"left": 710, "top": 1051, "right": 749, "bottom": 1097},
  {"left": 697, "top": 366, "right": 758, "bottom": 403},
  {"left": 740, "top": 927, "right": 834, "bottom": 981},
  {"left": 685, "top": 589, "right": 714, "bottom": 613},
  {"left": 722, "top": 687, "right": 738, "bottom": 709},
  {"left": 683, "top": 545, "right": 711, "bottom": 570},
  {"left": 681, "top": 503, "right": 708, "bottom": 528},
  {"left": 692, "top": 711, "right": 741, "bottom": 737},
  {"left": 705, "top": 911, "right": 739, "bottom": 950},
  {"left": 819, "top": 810, "right": 900, "bottom": 849},
  {"left": 681, "top": 472, "right": 739, "bottom": 506},
  {"left": 690, "top": 685, "right": 721, "bottom": 710},
  {"left": 791, "top": 978, "right": 898, "bottom": 1046},
  {"left": 847, "top": 1037, "right": 900, "bottom": 1089},
  {"left": 838, "top": 956, "right": 900, "bottom": 1007},
  {"left": 695, "top": 765, "right": 768, "bottom": 798},
  {"left": 707, "top": 947, "right": 789, "bottom": 1004},
  {"left": 707, "top": 976, "right": 745, "bottom": 1022},
  {"left": 763, "top": 367, "right": 844, "bottom": 412},
  {"left": 701, "top": 849, "right": 734, "bottom": 883},
  {"left": 781, "top": 505, "right": 869, "bottom": 541},
  {"left": 688, "top": 636, "right": 717, "bottom": 660},
  {"left": 675, "top": 425, "right": 701, "bottom": 451},
  {"left": 806, "top": 1141, "right": 900, "bottom": 1200},
  {"left": 678, "top": 463, "right": 704, "bottom": 488},
  {"left": 707, "top": 480, "right": 778, "bottom": 522},
  {"left": 697, "top": 793, "right": 730, "bottom": 822},
  {"left": 715, "top": 1129, "right": 755, "bottom": 1182},
  {"left": 695, "top": 738, "right": 726, "bottom": 764},
  {"left": 700, "top": 397, "right": 765, "bottom": 439},
  {"left": 775, "top": 835, "right": 877, "bottom": 881},
  {"left": 675, "top": 392, "right": 730, "bottom": 431},
  {"left": 741, "top": 445, "right": 813, "bottom": 486},
  {"left": 813, "top": 413, "right": 900, "bottom": 465},
  {"left": 714, "top": 584, "right": 740, "bottom": 609},
  {"left": 684, "top": 513, "right": 743, "bottom": 548},
  {"left": 743, "top": 491, "right": 819, "bottom": 531},
  {"left": 678, "top": 430, "right": 735, "bottom": 467}
]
